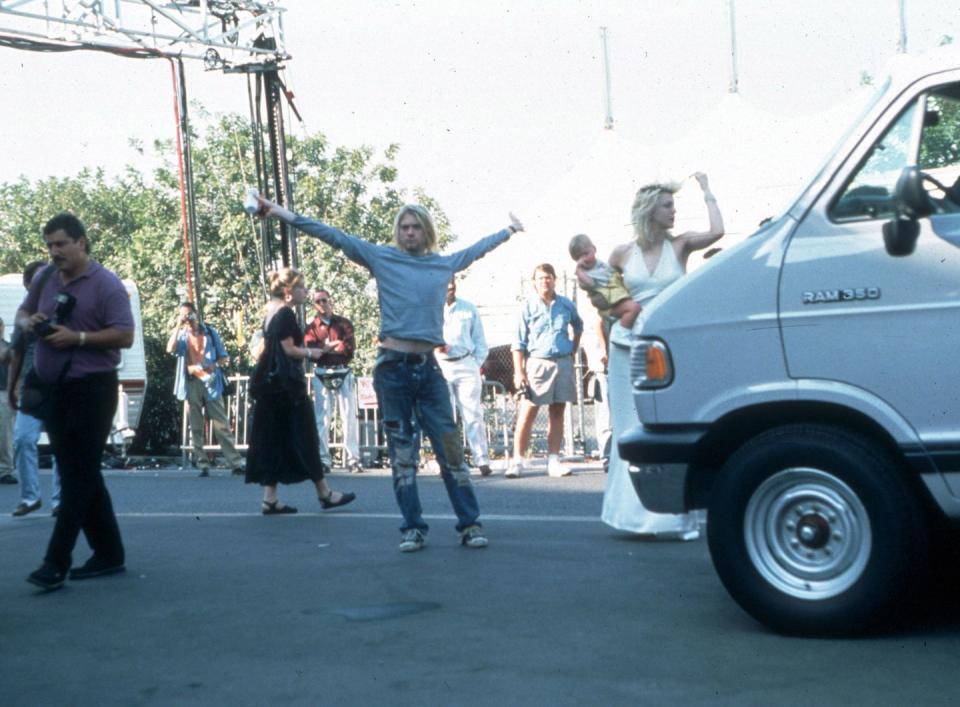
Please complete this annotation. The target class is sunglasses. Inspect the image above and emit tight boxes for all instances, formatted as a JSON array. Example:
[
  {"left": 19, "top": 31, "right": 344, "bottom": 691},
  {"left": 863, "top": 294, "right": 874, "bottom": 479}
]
[{"left": 315, "top": 298, "right": 330, "bottom": 304}]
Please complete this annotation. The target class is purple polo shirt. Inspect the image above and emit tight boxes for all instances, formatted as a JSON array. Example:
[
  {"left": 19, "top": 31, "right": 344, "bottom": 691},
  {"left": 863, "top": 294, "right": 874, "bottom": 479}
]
[{"left": 20, "top": 260, "right": 135, "bottom": 383}]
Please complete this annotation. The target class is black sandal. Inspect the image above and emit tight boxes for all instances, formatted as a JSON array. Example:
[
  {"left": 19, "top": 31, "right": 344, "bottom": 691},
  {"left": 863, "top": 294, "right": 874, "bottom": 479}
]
[
  {"left": 262, "top": 501, "right": 297, "bottom": 515},
  {"left": 319, "top": 491, "right": 356, "bottom": 510}
]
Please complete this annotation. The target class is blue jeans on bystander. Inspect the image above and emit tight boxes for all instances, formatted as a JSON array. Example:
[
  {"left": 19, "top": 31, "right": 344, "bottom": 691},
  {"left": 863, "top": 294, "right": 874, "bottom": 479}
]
[{"left": 15, "top": 411, "right": 61, "bottom": 508}]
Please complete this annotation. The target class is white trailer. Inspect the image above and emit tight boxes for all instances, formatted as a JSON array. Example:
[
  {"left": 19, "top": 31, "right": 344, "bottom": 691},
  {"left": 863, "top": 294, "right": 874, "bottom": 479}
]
[{"left": 0, "top": 273, "right": 148, "bottom": 445}]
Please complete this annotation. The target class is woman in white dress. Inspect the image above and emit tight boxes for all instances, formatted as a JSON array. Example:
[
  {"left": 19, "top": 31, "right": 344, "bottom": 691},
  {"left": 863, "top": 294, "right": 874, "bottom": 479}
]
[{"left": 601, "top": 173, "right": 724, "bottom": 538}]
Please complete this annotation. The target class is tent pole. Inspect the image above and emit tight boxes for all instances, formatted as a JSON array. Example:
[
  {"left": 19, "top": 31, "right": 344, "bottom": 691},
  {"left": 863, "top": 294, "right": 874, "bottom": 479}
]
[{"left": 726, "top": 0, "right": 739, "bottom": 94}]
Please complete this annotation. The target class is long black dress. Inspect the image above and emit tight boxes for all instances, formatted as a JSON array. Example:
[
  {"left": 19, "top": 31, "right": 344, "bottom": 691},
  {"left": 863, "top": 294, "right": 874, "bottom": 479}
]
[{"left": 245, "top": 306, "right": 327, "bottom": 486}]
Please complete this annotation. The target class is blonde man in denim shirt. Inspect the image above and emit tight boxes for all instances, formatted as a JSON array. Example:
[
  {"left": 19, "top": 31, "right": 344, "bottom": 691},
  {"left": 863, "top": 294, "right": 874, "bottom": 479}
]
[
  {"left": 166, "top": 302, "right": 243, "bottom": 477},
  {"left": 254, "top": 194, "right": 522, "bottom": 553}
]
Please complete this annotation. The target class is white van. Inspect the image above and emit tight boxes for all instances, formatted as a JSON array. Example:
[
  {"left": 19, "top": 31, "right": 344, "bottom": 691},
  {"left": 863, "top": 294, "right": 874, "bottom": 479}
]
[
  {"left": 0, "top": 273, "right": 148, "bottom": 444},
  {"left": 619, "top": 48, "right": 960, "bottom": 635}
]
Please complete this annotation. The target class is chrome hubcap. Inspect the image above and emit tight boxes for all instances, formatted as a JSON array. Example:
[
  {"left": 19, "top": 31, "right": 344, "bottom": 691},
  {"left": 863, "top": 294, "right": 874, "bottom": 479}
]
[{"left": 744, "top": 468, "right": 871, "bottom": 599}]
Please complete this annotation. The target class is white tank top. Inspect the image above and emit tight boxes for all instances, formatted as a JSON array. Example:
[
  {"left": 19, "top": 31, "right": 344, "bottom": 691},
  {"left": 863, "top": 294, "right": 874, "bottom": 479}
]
[{"left": 609, "top": 241, "right": 684, "bottom": 346}]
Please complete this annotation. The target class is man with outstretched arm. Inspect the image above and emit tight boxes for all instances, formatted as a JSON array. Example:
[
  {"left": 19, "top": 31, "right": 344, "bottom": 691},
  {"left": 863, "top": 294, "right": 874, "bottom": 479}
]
[{"left": 254, "top": 195, "right": 522, "bottom": 552}]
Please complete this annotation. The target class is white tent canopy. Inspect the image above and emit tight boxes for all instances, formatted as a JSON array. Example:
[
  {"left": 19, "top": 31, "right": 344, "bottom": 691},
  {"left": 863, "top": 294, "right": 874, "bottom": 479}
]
[{"left": 458, "top": 89, "right": 871, "bottom": 349}]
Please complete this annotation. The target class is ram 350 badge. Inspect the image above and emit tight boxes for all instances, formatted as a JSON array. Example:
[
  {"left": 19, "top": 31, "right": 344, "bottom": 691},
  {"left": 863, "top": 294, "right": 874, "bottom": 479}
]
[{"left": 802, "top": 287, "right": 881, "bottom": 305}]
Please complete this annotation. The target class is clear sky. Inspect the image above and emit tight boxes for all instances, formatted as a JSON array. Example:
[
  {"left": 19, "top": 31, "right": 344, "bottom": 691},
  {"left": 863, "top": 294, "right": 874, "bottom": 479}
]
[{"left": 2, "top": 0, "right": 960, "bottom": 238}]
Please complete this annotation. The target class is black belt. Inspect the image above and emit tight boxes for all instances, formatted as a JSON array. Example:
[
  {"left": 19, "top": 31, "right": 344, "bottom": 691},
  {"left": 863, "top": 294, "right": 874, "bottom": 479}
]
[
  {"left": 376, "top": 348, "right": 434, "bottom": 366},
  {"left": 441, "top": 353, "right": 472, "bottom": 362}
]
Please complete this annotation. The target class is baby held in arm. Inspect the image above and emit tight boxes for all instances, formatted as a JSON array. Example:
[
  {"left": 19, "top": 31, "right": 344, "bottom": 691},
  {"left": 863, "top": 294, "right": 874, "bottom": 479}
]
[{"left": 569, "top": 233, "right": 641, "bottom": 329}]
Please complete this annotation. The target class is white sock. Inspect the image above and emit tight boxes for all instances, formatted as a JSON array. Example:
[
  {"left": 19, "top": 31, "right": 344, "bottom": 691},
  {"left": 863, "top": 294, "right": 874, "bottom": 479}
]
[{"left": 548, "top": 454, "right": 560, "bottom": 464}]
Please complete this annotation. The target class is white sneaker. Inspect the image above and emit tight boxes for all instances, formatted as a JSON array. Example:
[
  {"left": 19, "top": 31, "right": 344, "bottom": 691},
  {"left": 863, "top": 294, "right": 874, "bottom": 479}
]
[
  {"left": 399, "top": 529, "right": 426, "bottom": 553},
  {"left": 505, "top": 458, "right": 524, "bottom": 478},
  {"left": 547, "top": 457, "right": 572, "bottom": 477},
  {"left": 459, "top": 525, "right": 489, "bottom": 549}
]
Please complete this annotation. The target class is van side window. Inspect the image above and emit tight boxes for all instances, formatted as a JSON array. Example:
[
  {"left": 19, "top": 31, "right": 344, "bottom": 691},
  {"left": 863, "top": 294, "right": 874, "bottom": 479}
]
[
  {"left": 831, "top": 102, "right": 917, "bottom": 221},
  {"left": 917, "top": 86, "right": 960, "bottom": 211},
  {"left": 832, "top": 83, "right": 960, "bottom": 222}
]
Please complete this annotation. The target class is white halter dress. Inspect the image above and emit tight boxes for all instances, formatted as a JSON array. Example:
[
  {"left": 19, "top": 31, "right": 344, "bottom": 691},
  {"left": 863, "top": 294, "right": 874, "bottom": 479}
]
[{"left": 600, "top": 242, "right": 701, "bottom": 539}]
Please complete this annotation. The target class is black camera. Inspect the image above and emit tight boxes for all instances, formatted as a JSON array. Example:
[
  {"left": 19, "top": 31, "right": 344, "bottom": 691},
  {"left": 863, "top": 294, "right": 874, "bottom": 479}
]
[
  {"left": 34, "top": 292, "right": 77, "bottom": 337},
  {"left": 33, "top": 319, "right": 55, "bottom": 337}
]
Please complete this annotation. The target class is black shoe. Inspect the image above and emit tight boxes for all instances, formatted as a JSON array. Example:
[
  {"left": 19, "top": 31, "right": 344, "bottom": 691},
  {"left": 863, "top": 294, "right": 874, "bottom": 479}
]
[
  {"left": 198, "top": 468, "right": 210, "bottom": 478},
  {"left": 27, "top": 562, "right": 67, "bottom": 591},
  {"left": 69, "top": 556, "right": 126, "bottom": 580},
  {"left": 261, "top": 501, "right": 297, "bottom": 515},
  {"left": 479, "top": 465, "right": 493, "bottom": 477},
  {"left": 12, "top": 499, "right": 42, "bottom": 517},
  {"left": 0, "top": 473, "right": 17, "bottom": 485},
  {"left": 51, "top": 506, "right": 60, "bottom": 518},
  {"left": 319, "top": 491, "right": 356, "bottom": 510},
  {"left": 232, "top": 467, "right": 245, "bottom": 476}
]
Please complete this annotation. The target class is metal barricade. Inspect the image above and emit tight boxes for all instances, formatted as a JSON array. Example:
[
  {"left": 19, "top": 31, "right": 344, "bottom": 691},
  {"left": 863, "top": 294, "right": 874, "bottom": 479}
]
[
  {"left": 179, "top": 373, "right": 390, "bottom": 468},
  {"left": 179, "top": 371, "right": 602, "bottom": 467}
]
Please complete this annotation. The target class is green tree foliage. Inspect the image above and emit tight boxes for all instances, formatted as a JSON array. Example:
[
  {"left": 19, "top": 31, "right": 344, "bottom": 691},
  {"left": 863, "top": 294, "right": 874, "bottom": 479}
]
[
  {"left": 0, "top": 111, "right": 451, "bottom": 452},
  {"left": 920, "top": 92, "right": 960, "bottom": 171}
]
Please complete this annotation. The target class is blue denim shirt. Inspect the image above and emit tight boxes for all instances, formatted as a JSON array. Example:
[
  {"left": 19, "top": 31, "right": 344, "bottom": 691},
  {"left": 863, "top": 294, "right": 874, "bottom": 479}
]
[
  {"left": 292, "top": 216, "right": 513, "bottom": 345},
  {"left": 172, "top": 324, "right": 228, "bottom": 401},
  {"left": 512, "top": 295, "right": 583, "bottom": 359}
]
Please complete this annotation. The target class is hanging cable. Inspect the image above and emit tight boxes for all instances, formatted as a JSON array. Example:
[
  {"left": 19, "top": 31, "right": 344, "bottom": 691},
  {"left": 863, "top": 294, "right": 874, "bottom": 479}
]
[{"left": 167, "top": 57, "right": 194, "bottom": 305}]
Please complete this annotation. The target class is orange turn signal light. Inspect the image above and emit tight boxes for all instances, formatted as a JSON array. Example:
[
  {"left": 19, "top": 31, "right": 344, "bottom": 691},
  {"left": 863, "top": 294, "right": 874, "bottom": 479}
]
[{"left": 645, "top": 345, "right": 670, "bottom": 383}]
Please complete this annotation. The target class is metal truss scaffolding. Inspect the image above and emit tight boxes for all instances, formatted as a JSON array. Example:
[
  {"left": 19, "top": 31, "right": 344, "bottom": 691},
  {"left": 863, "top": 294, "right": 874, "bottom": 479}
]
[
  {"left": 0, "top": 1, "right": 289, "bottom": 67},
  {"left": 0, "top": 0, "right": 299, "bottom": 310}
]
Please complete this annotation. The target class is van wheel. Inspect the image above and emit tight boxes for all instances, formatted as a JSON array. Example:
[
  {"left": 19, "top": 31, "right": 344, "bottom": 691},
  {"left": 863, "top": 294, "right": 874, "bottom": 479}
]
[{"left": 707, "top": 425, "right": 928, "bottom": 635}]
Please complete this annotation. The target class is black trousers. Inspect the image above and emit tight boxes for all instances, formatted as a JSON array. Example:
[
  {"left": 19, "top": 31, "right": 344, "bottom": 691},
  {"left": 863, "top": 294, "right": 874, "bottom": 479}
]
[{"left": 43, "top": 371, "right": 124, "bottom": 571}]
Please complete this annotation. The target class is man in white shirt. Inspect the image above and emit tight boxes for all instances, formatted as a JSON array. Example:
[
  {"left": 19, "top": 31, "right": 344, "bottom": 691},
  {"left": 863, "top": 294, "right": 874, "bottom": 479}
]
[{"left": 435, "top": 279, "right": 492, "bottom": 476}]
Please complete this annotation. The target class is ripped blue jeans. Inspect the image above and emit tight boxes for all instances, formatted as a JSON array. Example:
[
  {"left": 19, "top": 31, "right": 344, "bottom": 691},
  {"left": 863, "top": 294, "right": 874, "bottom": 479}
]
[{"left": 373, "top": 348, "right": 480, "bottom": 534}]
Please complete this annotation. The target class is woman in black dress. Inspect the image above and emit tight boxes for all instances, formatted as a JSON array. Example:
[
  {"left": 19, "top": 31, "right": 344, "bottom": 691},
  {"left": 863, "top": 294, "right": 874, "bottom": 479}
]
[{"left": 246, "top": 267, "right": 356, "bottom": 514}]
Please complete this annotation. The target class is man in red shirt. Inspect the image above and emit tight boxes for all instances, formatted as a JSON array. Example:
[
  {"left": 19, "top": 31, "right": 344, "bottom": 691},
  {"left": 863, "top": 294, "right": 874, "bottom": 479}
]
[{"left": 304, "top": 290, "right": 363, "bottom": 473}]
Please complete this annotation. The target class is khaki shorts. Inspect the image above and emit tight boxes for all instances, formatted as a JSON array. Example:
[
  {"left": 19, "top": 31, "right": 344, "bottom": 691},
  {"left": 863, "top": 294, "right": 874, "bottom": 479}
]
[{"left": 526, "top": 356, "right": 576, "bottom": 405}]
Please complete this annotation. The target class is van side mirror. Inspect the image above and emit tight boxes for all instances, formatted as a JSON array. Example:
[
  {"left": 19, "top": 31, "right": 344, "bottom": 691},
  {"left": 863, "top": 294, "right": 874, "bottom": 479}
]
[
  {"left": 883, "top": 167, "right": 930, "bottom": 256},
  {"left": 883, "top": 218, "right": 920, "bottom": 256},
  {"left": 895, "top": 167, "right": 934, "bottom": 219}
]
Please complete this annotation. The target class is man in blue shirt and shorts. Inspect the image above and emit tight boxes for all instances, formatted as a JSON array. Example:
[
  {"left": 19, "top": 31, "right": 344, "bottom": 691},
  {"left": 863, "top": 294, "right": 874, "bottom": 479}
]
[{"left": 509, "top": 263, "right": 583, "bottom": 478}]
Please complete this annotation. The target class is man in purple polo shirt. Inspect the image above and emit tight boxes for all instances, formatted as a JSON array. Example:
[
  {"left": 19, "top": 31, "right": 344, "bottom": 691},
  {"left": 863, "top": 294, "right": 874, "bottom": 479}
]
[{"left": 17, "top": 212, "right": 134, "bottom": 591}]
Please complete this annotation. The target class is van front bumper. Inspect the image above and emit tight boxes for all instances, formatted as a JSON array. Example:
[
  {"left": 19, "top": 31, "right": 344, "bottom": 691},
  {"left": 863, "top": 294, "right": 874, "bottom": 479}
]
[{"left": 618, "top": 424, "right": 707, "bottom": 514}]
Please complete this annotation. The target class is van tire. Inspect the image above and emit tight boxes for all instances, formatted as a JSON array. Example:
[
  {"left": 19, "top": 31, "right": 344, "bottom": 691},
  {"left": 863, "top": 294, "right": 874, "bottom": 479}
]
[{"left": 707, "top": 424, "right": 928, "bottom": 636}]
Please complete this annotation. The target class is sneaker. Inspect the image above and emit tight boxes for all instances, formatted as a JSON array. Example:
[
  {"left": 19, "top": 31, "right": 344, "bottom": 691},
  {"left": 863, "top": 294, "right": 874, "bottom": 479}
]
[
  {"left": 459, "top": 525, "right": 488, "bottom": 549},
  {"left": 231, "top": 467, "right": 245, "bottom": 476},
  {"left": 547, "top": 457, "right": 572, "bottom": 478},
  {"left": 504, "top": 459, "right": 523, "bottom": 478},
  {"left": 198, "top": 468, "right": 210, "bottom": 478},
  {"left": 27, "top": 562, "right": 66, "bottom": 591},
  {"left": 347, "top": 460, "right": 364, "bottom": 474},
  {"left": 478, "top": 464, "right": 493, "bottom": 477},
  {"left": 69, "top": 555, "right": 126, "bottom": 581},
  {"left": 0, "top": 473, "right": 17, "bottom": 485},
  {"left": 398, "top": 529, "right": 426, "bottom": 553},
  {"left": 12, "top": 500, "right": 42, "bottom": 517}
]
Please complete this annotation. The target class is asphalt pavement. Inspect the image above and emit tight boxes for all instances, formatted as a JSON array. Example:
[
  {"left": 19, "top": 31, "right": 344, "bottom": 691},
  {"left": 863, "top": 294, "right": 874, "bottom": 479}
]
[{"left": 1, "top": 462, "right": 959, "bottom": 706}]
